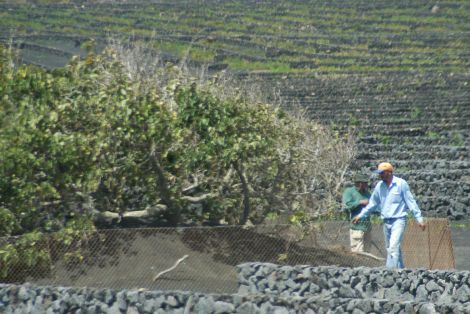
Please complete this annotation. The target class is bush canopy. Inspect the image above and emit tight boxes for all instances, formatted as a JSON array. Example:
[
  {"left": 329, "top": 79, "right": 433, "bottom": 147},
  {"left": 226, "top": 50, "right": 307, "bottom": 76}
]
[{"left": 0, "top": 45, "right": 355, "bottom": 238}]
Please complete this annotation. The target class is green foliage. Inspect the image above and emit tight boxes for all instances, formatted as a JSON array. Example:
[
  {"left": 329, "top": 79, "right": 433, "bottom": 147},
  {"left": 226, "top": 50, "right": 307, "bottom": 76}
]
[
  {"left": 410, "top": 107, "right": 422, "bottom": 119},
  {"left": 0, "top": 231, "right": 51, "bottom": 278},
  {"left": 450, "top": 132, "right": 464, "bottom": 146},
  {"left": 0, "top": 44, "right": 331, "bottom": 230},
  {"left": 451, "top": 221, "right": 470, "bottom": 228},
  {"left": 348, "top": 114, "right": 360, "bottom": 126},
  {"left": 0, "top": 218, "right": 95, "bottom": 279},
  {"left": 426, "top": 131, "right": 440, "bottom": 140},
  {"left": 224, "top": 57, "right": 292, "bottom": 73},
  {"left": 0, "top": 44, "right": 356, "bottom": 276},
  {"left": 376, "top": 134, "right": 392, "bottom": 145},
  {"left": 175, "top": 86, "right": 278, "bottom": 166},
  {"left": 1, "top": 1, "right": 468, "bottom": 73},
  {"left": 173, "top": 86, "right": 283, "bottom": 222},
  {"left": 0, "top": 207, "right": 18, "bottom": 236}
]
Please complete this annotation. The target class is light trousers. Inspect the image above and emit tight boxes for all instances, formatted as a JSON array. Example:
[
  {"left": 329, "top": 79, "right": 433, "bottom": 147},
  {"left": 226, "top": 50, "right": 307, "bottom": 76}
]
[
  {"left": 349, "top": 229, "right": 371, "bottom": 253},
  {"left": 383, "top": 217, "right": 407, "bottom": 269}
]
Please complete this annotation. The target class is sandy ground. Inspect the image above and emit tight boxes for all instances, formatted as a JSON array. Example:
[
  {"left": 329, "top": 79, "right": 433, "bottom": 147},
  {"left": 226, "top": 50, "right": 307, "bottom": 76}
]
[
  {"left": 19, "top": 227, "right": 381, "bottom": 293},
  {"left": 5, "top": 222, "right": 466, "bottom": 293}
]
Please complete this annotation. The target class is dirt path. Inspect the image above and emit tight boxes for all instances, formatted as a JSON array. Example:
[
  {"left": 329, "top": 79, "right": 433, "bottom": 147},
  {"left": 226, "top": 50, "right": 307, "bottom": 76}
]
[{"left": 25, "top": 227, "right": 381, "bottom": 293}]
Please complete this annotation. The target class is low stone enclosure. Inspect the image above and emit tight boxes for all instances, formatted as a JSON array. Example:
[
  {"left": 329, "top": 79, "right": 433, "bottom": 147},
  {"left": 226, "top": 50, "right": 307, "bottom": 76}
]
[
  {"left": 238, "top": 264, "right": 469, "bottom": 311},
  {"left": 1, "top": 265, "right": 469, "bottom": 313},
  {"left": 1, "top": 1, "right": 469, "bottom": 222},
  {"left": 247, "top": 72, "right": 470, "bottom": 221}
]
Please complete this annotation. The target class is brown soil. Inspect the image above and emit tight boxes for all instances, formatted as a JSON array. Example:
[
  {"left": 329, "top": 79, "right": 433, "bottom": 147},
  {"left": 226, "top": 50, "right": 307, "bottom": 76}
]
[{"left": 14, "top": 226, "right": 381, "bottom": 293}]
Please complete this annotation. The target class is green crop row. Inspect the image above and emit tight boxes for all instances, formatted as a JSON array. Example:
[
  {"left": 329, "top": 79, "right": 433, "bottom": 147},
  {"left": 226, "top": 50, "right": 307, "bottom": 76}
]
[{"left": 0, "top": 0, "right": 468, "bottom": 74}]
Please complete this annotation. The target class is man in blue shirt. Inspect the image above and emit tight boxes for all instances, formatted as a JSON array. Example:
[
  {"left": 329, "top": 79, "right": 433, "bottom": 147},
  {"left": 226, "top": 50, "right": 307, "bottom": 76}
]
[{"left": 352, "top": 162, "right": 426, "bottom": 268}]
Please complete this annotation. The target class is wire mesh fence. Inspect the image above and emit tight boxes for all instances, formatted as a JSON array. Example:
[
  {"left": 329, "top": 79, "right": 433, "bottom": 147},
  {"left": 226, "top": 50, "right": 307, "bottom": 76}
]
[{"left": 0, "top": 219, "right": 454, "bottom": 293}]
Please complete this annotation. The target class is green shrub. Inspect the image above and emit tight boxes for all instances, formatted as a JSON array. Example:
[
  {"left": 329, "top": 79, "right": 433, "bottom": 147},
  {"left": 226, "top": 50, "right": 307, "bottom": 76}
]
[{"left": 0, "top": 44, "right": 356, "bottom": 276}]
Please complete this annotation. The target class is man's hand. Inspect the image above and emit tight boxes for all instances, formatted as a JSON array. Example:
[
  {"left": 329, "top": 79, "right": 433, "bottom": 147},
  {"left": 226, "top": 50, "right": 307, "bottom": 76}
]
[
  {"left": 351, "top": 216, "right": 361, "bottom": 224},
  {"left": 359, "top": 199, "right": 369, "bottom": 206},
  {"left": 417, "top": 222, "right": 426, "bottom": 231}
]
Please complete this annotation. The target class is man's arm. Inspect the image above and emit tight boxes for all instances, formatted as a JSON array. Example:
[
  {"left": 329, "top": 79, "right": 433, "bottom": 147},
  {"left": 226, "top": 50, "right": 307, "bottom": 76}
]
[
  {"left": 342, "top": 188, "right": 361, "bottom": 212},
  {"left": 352, "top": 185, "right": 380, "bottom": 223},
  {"left": 402, "top": 181, "right": 426, "bottom": 230}
]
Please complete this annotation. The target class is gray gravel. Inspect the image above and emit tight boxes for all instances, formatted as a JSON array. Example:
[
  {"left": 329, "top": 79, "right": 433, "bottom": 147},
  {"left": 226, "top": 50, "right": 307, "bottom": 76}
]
[
  {"left": 451, "top": 224, "right": 470, "bottom": 270},
  {"left": 1, "top": 282, "right": 468, "bottom": 313},
  {"left": 1, "top": 265, "right": 469, "bottom": 313}
]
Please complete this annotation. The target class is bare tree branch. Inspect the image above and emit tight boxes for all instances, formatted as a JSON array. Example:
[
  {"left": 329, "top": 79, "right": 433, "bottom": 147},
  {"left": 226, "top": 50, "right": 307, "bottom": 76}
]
[
  {"left": 182, "top": 173, "right": 203, "bottom": 194},
  {"left": 233, "top": 161, "right": 251, "bottom": 225},
  {"left": 95, "top": 203, "right": 167, "bottom": 222},
  {"left": 153, "top": 255, "right": 189, "bottom": 281},
  {"left": 181, "top": 193, "right": 215, "bottom": 203}
]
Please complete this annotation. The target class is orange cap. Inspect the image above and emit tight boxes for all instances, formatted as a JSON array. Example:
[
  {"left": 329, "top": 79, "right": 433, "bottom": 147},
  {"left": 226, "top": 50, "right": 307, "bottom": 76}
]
[{"left": 374, "top": 162, "right": 394, "bottom": 174}]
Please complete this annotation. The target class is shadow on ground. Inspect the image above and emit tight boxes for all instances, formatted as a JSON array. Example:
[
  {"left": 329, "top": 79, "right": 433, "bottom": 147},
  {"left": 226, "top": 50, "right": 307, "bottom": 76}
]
[{"left": 5, "top": 226, "right": 381, "bottom": 293}]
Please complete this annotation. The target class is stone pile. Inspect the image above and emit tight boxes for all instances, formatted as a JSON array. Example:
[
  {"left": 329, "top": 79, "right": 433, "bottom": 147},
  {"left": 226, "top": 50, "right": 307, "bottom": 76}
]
[
  {"left": 1, "top": 264, "right": 469, "bottom": 313},
  {"left": 238, "top": 263, "right": 469, "bottom": 313},
  {"left": 0, "top": 283, "right": 466, "bottom": 313}
]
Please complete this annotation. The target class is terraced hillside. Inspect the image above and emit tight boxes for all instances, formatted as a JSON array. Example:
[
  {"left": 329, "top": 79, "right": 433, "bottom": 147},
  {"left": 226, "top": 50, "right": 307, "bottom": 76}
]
[
  {"left": 1, "top": 0, "right": 469, "bottom": 73},
  {"left": 0, "top": 0, "right": 468, "bottom": 219},
  {"left": 249, "top": 72, "right": 469, "bottom": 220}
]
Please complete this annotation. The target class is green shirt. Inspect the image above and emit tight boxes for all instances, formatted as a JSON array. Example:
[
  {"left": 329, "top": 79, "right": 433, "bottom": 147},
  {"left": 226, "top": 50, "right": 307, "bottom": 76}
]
[{"left": 342, "top": 186, "right": 371, "bottom": 231}]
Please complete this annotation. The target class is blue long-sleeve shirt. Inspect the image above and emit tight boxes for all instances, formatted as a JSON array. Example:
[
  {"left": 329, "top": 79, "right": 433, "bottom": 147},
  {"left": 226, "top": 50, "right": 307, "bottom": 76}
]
[{"left": 356, "top": 176, "right": 424, "bottom": 223}]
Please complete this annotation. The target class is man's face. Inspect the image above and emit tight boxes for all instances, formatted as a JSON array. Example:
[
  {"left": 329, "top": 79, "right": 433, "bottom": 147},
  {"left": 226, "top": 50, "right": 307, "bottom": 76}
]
[
  {"left": 379, "top": 170, "right": 392, "bottom": 181},
  {"left": 357, "top": 182, "right": 368, "bottom": 191}
]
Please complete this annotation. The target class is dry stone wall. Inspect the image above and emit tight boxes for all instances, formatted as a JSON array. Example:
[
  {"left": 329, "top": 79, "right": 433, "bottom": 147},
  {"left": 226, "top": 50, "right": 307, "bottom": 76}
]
[
  {"left": 237, "top": 263, "right": 470, "bottom": 313},
  {"left": 246, "top": 72, "right": 470, "bottom": 220},
  {"left": 0, "top": 0, "right": 468, "bottom": 222},
  {"left": 0, "top": 283, "right": 466, "bottom": 314},
  {"left": 1, "top": 265, "right": 469, "bottom": 313},
  {"left": 237, "top": 263, "right": 469, "bottom": 302}
]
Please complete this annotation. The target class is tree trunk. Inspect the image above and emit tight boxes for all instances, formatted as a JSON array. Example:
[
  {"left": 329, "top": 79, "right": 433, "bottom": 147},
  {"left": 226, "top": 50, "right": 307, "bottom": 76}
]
[
  {"left": 151, "top": 142, "right": 179, "bottom": 226},
  {"left": 233, "top": 160, "right": 251, "bottom": 225}
]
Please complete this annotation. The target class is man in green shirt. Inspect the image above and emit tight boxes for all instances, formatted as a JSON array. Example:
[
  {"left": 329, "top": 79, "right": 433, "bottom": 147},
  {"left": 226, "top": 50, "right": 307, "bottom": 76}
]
[{"left": 342, "top": 173, "right": 371, "bottom": 253}]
